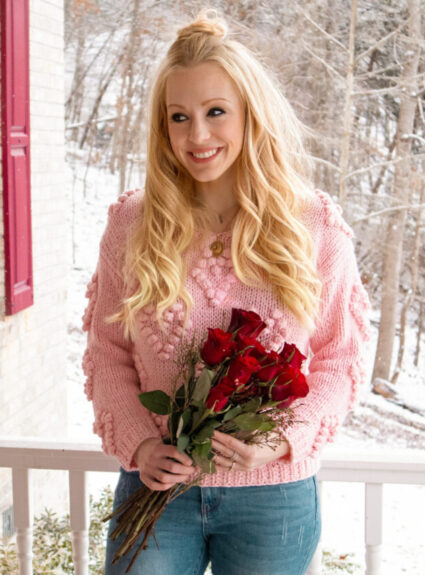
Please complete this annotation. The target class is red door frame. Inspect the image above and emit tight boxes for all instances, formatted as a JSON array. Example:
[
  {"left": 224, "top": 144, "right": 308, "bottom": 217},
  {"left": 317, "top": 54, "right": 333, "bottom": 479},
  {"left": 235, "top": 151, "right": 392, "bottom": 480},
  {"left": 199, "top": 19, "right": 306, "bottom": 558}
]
[{"left": 1, "top": 0, "right": 34, "bottom": 314}]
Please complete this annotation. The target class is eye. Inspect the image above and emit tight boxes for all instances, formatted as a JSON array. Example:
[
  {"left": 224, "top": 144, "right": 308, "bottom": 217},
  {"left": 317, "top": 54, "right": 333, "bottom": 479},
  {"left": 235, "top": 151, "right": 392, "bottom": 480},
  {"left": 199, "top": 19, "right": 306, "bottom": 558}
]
[
  {"left": 170, "top": 113, "right": 187, "bottom": 123},
  {"left": 207, "top": 107, "right": 225, "bottom": 117}
]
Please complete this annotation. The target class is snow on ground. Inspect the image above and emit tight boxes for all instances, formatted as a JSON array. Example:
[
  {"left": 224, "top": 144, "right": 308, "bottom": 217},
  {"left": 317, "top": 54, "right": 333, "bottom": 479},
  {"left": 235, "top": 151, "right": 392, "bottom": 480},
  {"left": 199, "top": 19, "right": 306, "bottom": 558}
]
[{"left": 66, "top": 159, "right": 425, "bottom": 574}]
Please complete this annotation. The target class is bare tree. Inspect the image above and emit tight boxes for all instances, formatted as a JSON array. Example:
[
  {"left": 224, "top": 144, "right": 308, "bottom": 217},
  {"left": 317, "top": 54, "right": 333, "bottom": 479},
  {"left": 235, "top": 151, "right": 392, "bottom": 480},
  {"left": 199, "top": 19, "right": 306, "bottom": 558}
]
[{"left": 372, "top": 0, "right": 422, "bottom": 383}]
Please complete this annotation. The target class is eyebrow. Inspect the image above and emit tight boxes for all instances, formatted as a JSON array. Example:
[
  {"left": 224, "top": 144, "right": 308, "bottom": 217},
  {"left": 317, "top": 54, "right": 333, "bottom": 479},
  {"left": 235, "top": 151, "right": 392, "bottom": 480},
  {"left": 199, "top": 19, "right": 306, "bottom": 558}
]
[{"left": 167, "top": 97, "right": 230, "bottom": 109}]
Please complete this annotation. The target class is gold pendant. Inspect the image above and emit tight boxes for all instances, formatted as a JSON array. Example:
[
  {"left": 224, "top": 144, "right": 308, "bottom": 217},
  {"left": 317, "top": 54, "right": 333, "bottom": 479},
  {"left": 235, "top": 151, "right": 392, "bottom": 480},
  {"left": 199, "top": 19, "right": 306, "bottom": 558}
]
[{"left": 209, "top": 240, "right": 224, "bottom": 257}]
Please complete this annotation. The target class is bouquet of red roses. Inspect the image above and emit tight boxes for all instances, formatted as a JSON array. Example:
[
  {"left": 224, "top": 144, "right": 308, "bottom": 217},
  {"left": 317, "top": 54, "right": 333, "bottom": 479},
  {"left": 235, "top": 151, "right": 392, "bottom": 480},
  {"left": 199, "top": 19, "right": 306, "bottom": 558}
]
[{"left": 104, "top": 308, "right": 308, "bottom": 572}]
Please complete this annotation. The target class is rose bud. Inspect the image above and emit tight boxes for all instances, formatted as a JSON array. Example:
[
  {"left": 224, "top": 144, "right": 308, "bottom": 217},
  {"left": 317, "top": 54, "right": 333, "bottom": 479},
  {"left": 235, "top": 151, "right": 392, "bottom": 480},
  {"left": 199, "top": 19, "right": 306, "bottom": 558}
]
[
  {"left": 235, "top": 333, "right": 267, "bottom": 359},
  {"left": 227, "top": 308, "right": 267, "bottom": 338},
  {"left": 200, "top": 328, "right": 237, "bottom": 366},
  {"left": 216, "top": 376, "right": 237, "bottom": 396},
  {"left": 279, "top": 342, "right": 307, "bottom": 368},
  {"left": 227, "top": 355, "right": 261, "bottom": 385},
  {"left": 206, "top": 387, "right": 229, "bottom": 412}
]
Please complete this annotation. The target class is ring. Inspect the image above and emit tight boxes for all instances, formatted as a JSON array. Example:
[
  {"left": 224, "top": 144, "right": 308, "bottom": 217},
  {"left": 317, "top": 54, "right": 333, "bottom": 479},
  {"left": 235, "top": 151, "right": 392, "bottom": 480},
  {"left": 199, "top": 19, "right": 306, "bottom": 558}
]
[{"left": 231, "top": 450, "right": 238, "bottom": 461}]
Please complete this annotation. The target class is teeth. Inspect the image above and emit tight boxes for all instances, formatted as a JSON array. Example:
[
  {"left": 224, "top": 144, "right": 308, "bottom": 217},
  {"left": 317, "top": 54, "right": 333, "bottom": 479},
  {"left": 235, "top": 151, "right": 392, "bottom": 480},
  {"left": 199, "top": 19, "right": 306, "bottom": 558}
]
[{"left": 192, "top": 148, "right": 218, "bottom": 159}]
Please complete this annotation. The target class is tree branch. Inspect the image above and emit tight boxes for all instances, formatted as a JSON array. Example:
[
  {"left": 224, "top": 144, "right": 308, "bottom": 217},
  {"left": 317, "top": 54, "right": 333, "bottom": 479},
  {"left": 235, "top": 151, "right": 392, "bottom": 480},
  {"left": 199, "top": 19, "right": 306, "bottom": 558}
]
[
  {"left": 308, "top": 155, "right": 341, "bottom": 172},
  {"left": 351, "top": 203, "right": 425, "bottom": 225},
  {"left": 302, "top": 42, "right": 345, "bottom": 81},
  {"left": 299, "top": 9, "right": 348, "bottom": 52},
  {"left": 354, "top": 21, "right": 408, "bottom": 67},
  {"left": 346, "top": 157, "right": 404, "bottom": 179}
]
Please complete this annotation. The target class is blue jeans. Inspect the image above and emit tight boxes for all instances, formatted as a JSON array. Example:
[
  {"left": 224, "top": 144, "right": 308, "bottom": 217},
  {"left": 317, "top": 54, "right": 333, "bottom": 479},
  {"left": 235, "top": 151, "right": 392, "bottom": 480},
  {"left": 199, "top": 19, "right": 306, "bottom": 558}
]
[{"left": 105, "top": 469, "right": 321, "bottom": 575}]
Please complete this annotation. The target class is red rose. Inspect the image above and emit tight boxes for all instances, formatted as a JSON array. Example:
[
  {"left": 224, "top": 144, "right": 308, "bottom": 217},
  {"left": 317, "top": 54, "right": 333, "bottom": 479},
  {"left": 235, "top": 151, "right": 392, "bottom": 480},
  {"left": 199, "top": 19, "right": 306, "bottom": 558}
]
[
  {"left": 227, "top": 308, "right": 267, "bottom": 338},
  {"left": 279, "top": 342, "right": 306, "bottom": 368},
  {"left": 227, "top": 355, "right": 261, "bottom": 386},
  {"left": 272, "top": 371, "right": 309, "bottom": 409},
  {"left": 290, "top": 376, "right": 309, "bottom": 398},
  {"left": 255, "top": 351, "right": 287, "bottom": 382},
  {"left": 216, "top": 376, "right": 237, "bottom": 396},
  {"left": 200, "top": 328, "right": 237, "bottom": 366},
  {"left": 274, "top": 364, "right": 302, "bottom": 386},
  {"left": 235, "top": 333, "right": 267, "bottom": 359},
  {"left": 271, "top": 382, "right": 292, "bottom": 402},
  {"left": 206, "top": 387, "right": 229, "bottom": 412}
]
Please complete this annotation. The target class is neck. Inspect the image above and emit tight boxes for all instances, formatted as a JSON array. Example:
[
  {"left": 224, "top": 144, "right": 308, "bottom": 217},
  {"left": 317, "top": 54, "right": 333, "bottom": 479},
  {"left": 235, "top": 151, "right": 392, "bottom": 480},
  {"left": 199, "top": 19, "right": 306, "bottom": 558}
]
[
  {"left": 195, "top": 174, "right": 239, "bottom": 229},
  {"left": 196, "top": 186, "right": 239, "bottom": 233}
]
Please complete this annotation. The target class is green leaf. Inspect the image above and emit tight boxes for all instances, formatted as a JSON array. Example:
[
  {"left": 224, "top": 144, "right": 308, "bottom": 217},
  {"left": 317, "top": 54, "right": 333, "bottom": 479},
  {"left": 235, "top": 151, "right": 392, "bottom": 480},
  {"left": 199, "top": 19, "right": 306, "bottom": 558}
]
[
  {"left": 257, "top": 421, "right": 276, "bottom": 432},
  {"left": 191, "top": 441, "right": 214, "bottom": 473},
  {"left": 168, "top": 410, "right": 181, "bottom": 440},
  {"left": 240, "top": 397, "right": 262, "bottom": 412},
  {"left": 176, "top": 409, "right": 192, "bottom": 438},
  {"left": 177, "top": 434, "right": 190, "bottom": 452},
  {"left": 222, "top": 405, "right": 242, "bottom": 422},
  {"left": 233, "top": 412, "right": 268, "bottom": 431},
  {"left": 174, "top": 384, "right": 186, "bottom": 409},
  {"left": 138, "top": 390, "right": 172, "bottom": 415},
  {"left": 260, "top": 400, "right": 281, "bottom": 409},
  {"left": 191, "top": 368, "right": 215, "bottom": 403},
  {"left": 193, "top": 420, "right": 221, "bottom": 443}
]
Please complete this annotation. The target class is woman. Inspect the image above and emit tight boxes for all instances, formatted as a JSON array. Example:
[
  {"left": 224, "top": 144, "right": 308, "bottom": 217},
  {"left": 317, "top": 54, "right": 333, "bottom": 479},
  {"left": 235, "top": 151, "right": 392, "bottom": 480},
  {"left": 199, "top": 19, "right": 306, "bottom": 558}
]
[{"left": 82, "top": 11, "right": 371, "bottom": 575}]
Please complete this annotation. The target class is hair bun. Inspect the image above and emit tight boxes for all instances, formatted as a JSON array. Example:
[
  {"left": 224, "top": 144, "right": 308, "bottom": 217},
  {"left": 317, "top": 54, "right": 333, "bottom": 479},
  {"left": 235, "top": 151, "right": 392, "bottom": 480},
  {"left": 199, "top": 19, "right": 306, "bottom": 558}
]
[{"left": 176, "top": 10, "right": 228, "bottom": 43}]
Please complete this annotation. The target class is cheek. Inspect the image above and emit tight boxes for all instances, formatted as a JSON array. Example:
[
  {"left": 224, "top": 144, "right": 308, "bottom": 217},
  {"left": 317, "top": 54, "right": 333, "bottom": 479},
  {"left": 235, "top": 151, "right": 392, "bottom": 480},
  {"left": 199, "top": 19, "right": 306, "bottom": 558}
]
[{"left": 167, "top": 129, "right": 182, "bottom": 157}]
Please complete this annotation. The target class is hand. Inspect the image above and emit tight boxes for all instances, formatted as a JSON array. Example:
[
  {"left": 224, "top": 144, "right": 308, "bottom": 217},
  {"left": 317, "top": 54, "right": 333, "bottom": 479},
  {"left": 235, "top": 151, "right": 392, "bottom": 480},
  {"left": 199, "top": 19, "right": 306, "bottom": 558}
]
[
  {"left": 212, "top": 430, "right": 289, "bottom": 472},
  {"left": 134, "top": 438, "right": 196, "bottom": 491}
]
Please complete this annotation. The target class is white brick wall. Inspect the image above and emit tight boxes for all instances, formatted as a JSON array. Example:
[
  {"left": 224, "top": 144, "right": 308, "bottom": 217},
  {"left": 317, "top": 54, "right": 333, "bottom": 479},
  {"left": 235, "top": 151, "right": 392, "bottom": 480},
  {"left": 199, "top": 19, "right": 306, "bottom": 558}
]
[{"left": 0, "top": 0, "right": 69, "bottom": 517}]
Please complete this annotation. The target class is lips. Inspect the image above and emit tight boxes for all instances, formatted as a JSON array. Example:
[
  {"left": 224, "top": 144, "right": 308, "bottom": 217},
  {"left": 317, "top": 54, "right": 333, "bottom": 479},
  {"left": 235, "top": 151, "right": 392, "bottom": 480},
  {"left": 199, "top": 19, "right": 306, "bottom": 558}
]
[{"left": 188, "top": 147, "right": 223, "bottom": 163}]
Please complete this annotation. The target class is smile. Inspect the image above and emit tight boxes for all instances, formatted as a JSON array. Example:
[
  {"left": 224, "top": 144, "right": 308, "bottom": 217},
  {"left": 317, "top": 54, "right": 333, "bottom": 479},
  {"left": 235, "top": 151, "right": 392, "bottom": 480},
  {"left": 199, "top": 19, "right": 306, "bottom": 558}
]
[{"left": 189, "top": 148, "right": 222, "bottom": 162}]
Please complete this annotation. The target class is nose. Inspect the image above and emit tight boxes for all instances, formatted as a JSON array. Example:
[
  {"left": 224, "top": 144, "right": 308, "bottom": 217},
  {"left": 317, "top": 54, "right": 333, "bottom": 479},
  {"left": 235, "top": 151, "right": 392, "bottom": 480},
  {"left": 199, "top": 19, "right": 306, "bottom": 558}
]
[{"left": 189, "top": 115, "right": 210, "bottom": 144}]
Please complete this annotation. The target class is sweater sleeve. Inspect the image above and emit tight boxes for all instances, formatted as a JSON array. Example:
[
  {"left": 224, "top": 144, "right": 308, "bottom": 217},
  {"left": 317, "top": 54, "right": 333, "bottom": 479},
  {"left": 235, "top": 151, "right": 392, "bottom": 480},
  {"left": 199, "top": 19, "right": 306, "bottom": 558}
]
[
  {"left": 282, "top": 204, "right": 371, "bottom": 464},
  {"left": 82, "top": 192, "right": 161, "bottom": 471}
]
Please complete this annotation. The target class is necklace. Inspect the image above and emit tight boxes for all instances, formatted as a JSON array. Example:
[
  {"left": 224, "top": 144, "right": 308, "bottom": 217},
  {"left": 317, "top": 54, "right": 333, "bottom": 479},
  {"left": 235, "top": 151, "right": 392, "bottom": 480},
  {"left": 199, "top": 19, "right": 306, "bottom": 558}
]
[{"left": 209, "top": 239, "right": 224, "bottom": 257}]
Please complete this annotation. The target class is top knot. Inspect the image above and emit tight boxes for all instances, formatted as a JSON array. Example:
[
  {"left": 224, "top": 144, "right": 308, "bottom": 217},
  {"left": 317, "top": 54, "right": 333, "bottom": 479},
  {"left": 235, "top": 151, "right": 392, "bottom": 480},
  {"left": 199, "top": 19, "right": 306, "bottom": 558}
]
[{"left": 176, "top": 10, "right": 228, "bottom": 43}]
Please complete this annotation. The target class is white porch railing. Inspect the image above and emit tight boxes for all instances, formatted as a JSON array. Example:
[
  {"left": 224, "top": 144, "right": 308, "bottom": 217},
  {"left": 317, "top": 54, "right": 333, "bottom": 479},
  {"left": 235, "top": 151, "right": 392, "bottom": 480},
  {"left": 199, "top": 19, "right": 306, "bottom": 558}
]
[{"left": 1, "top": 439, "right": 425, "bottom": 575}]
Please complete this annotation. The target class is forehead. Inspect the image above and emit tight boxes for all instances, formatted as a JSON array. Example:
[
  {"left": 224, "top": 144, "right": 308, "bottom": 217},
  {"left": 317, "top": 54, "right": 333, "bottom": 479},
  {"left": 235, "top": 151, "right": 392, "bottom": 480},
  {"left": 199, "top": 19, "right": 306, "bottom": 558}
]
[{"left": 165, "top": 62, "right": 240, "bottom": 105}]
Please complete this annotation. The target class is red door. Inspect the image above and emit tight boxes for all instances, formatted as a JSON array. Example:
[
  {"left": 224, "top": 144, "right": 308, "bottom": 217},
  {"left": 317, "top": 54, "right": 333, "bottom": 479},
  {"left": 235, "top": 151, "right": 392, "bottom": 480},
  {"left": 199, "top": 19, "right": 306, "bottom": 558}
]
[{"left": 1, "top": 0, "right": 33, "bottom": 314}]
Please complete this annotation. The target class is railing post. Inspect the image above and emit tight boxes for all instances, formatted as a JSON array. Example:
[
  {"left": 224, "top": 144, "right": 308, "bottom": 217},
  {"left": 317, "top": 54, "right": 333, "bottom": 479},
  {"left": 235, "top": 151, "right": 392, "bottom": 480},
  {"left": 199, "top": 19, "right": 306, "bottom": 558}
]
[
  {"left": 365, "top": 483, "right": 383, "bottom": 575},
  {"left": 307, "top": 480, "right": 323, "bottom": 575},
  {"left": 69, "top": 470, "right": 89, "bottom": 575},
  {"left": 12, "top": 467, "right": 33, "bottom": 575}
]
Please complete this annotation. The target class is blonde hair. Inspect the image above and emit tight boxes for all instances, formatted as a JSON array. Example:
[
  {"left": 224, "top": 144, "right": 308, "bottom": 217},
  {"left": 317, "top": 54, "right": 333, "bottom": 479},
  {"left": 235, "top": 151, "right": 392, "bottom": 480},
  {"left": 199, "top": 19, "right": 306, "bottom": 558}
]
[{"left": 115, "top": 10, "right": 321, "bottom": 338}]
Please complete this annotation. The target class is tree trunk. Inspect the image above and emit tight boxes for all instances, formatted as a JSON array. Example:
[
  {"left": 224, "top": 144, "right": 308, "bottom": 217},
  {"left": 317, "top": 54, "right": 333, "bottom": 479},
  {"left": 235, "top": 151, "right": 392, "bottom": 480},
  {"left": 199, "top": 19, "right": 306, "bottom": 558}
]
[
  {"left": 338, "top": 0, "right": 358, "bottom": 206},
  {"left": 391, "top": 181, "right": 424, "bottom": 383},
  {"left": 415, "top": 300, "right": 424, "bottom": 367},
  {"left": 372, "top": 0, "right": 421, "bottom": 383}
]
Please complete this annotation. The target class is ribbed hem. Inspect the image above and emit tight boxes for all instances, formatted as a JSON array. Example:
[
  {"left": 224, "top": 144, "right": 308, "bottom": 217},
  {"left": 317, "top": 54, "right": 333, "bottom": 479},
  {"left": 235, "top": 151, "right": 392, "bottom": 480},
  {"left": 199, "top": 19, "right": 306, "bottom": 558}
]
[{"left": 197, "top": 457, "right": 320, "bottom": 487}]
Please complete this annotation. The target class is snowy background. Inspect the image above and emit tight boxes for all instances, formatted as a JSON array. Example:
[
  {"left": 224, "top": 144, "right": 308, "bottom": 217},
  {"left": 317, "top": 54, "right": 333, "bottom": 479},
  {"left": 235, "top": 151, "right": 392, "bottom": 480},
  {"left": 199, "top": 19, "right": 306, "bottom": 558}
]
[{"left": 66, "top": 157, "right": 425, "bottom": 575}]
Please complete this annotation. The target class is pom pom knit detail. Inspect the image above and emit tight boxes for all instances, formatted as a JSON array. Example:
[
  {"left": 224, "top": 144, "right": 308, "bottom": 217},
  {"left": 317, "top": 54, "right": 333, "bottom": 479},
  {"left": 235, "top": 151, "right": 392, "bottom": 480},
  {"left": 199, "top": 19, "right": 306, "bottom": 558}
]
[
  {"left": 350, "top": 282, "right": 372, "bottom": 341},
  {"left": 312, "top": 415, "right": 340, "bottom": 453},
  {"left": 315, "top": 190, "right": 354, "bottom": 238},
  {"left": 191, "top": 241, "right": 238, "bottom": 307},
  {"left": 107, "top": 189, "right": 137, "bottom": 217},
  {"left": 93, "top": 411, "right": 117, "bottom": 455},
  {"left": 82, "top": 349, "right": 94, "bottom": 400},
  {"left": 138, "top": 300, "right": 193, "bottom": 359},
  {"left": 82, "top": 272, "right": 98, "bottom": 332},
  {"left": 348, "top": 359, "right": 367, "bottom": 410}
]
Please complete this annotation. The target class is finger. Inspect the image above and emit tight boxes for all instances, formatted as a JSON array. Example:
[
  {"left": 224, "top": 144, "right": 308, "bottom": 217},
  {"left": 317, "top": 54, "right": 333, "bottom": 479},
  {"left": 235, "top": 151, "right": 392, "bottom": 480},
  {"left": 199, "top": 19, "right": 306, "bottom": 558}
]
[
  {"left": 211, "top": 439, "right": 237, "bottom": 460},
  {"left": 153, "top": 469, "right": 195, "bottom": 485},
  {"left": 213, "top": 453, "right": 238, "bottom": 470},
  {"left": 139, "top": 473, "right": 175, "bottom": 491},
  {"left": 212, "top": 438, "right": 242, "bottom": 462},
  {"left": 159, "top": 458, "right": 196, "bottom": 476},
  {"left": 213, "top": 431, "right": 248, "bottom": 455},
  {"left": 160, "top": 445, "right": 193, "bottom": 467}
]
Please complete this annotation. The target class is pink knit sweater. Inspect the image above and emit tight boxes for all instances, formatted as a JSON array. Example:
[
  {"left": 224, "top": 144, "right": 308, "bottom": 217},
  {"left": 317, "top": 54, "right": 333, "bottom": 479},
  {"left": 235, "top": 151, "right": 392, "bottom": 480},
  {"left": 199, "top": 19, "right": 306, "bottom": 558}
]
[{"left": 82, "top": 189, "right": 371, "bottom": 486}]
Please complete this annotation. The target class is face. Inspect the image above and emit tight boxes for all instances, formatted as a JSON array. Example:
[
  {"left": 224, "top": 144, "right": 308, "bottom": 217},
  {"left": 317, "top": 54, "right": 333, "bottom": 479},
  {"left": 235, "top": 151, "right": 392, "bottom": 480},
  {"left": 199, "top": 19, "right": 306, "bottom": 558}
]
[{"left": 165, "top": 62, "right": 245, "bottom": 189}]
